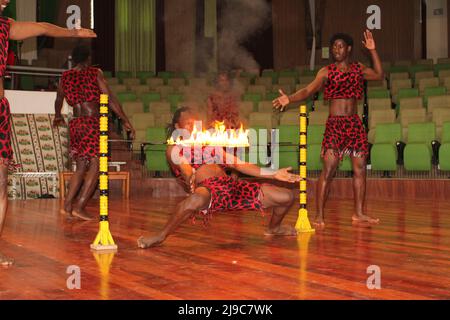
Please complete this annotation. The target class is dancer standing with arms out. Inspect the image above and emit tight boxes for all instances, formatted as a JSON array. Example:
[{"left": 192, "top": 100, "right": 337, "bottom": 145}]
[
  {"left": 273, "top": 30, "right": 383, "bottom": 229},
  {"left": 137, "top": 107, "right": 301, "bottom": 249},
  {"left": 0, "top": 0, "right": 96, "bottom": 266},
  {"left": 54, "top": 45, "right": 135, "bottom": 221}
]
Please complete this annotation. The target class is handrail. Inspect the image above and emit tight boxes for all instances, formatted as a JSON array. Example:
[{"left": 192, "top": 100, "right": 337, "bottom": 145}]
[{"left": 6, "top": 65, "right": 68, "bottom": 74}]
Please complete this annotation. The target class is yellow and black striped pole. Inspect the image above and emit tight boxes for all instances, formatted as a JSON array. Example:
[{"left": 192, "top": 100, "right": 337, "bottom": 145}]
[
  {"left": 91, "top": 94, "right": 118, "bottom": 252},
  {"left": 295, "top": 105, "right": 315, "bottom": 233}
]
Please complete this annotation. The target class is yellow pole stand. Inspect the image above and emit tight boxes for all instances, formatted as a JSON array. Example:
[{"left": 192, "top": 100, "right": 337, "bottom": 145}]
[
  {"left": 91, "top": 94, "right": 118, "bottom": 252},
  {"left": 295, "top": 105, "right": 315, "bottom": 233}
]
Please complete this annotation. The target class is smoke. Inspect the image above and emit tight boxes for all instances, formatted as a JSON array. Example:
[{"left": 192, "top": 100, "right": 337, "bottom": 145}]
[{"left": 217, "top": 0, "right": 271, "bottom": 72}]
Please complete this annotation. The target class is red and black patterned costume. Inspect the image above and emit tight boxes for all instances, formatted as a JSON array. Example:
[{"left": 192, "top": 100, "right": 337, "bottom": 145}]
[
  {"left": 170, "top": 146, "right": 264, "bottom": 217},
  {"left": 322, "top": 62, "right": 368, "bottom": 159},
  {"left": 207, "top": 92, "right": 240, "bottom": 129},
  {"left": 0, "top": 16, "right": 18, "bottom": 171},
  {"left": 60, "top": 67, "right": 101, "bottom": 162}
]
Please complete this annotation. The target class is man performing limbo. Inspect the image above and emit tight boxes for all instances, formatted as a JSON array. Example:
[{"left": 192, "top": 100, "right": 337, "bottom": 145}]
[
  {"left": 0, "top": 0, "right": 96, "bottom": 266},
  {"left": 138, "top": 107, "right": 301, "bottom": 248},
  {"left": 273, "top": 30, "right": 383, "bottom": 229}
]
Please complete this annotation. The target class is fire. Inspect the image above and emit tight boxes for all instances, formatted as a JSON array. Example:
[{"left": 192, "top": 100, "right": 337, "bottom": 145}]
[{"left": 168, "top": 121, "right": 250, "bottom": 147}]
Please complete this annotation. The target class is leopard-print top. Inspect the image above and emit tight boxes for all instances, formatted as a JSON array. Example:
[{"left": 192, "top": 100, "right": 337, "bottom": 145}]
[
  {"left": 61, "top": 66, "right": 101, "bottom": 106},
  {"left": 0, "top": 16, "right": 11, "bottom": 78},
  {"left": 324, "top": 62, "right": 364, "bottom": 100}
]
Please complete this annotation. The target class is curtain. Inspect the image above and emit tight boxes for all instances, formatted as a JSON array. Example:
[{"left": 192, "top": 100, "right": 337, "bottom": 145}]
[
  {"left": 16, "top": 0, "right": 38, "bottom": 64},
  {"left": 115, "top": 0, "right": 156, "bottom": 74},
  {"left": 309, "top": 0, "right": 316, "bottom": 70}
]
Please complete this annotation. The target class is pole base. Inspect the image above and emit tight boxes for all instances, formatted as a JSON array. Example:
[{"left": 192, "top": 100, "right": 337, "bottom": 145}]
[
  {"left": 295, "top": 209, "right": 315, "bottom": 233},
  {"left": 90, "top": 244, "right": 118, "bottom": 252}
]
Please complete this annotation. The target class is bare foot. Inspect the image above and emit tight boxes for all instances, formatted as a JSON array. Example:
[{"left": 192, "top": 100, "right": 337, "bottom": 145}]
[
  {"left": 72, "top": 208, "right": 93, "bottom": 221},
  {"left": 352, "top": 214, "right": 380, "bottom": 224},
  {"left": 60, "top": 202, "right": 73, "bottom": 216},
  {"left": 312, "top": 216, "right": 325, "bottom": 230},
  {"left": 265, "top": 225, "right": 298, "bottom": 236},
  {"left": 137, "top": 235, "right": 165, "bottom": 249},
  {"left": 0, "top": 253, "right": 14, "bottom": 267}
]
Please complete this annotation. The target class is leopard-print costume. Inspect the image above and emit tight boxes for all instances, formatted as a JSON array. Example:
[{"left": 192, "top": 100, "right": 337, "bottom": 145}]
[
  {"left": 199, "top": 176, "right": 263, "bottom": 214},
  {"left": 0, "top": 17, "right": 19, "bottom": 171},
  {"left": 60, "top": 67, "right": 101, "bottom": 161},
  {"left": 207, "top": 91, "right": 240, "bottom": 129},
  {"left": 321, "top": 114, "right": 369, "bottom": 159},
  {"left": 324, "top": 62, "right": 364, "bottom": 100},
  {"left": 321, "top": 63, "right": 367, "bottom": 159}
]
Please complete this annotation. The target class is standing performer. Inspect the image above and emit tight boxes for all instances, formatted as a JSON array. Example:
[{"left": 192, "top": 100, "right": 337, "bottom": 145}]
[
  {"left": 137, "top": 107, "right": 301, "bottom": 249},
  {"left": 0, "top": 0, "right": 96, "bottom": 266},
  {"left": 207, "top": 72, "right": 241, "bottom": 129},
  {"left": 54, "top": 45, "right": 135, "bottom": 221},
  {"left": 273, "top": 31, "right": 383, "bottom": 229}
]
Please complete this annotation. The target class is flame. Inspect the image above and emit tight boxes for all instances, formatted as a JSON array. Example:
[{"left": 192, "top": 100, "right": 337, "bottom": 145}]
[{"left": 168, "top": 121, "right": 250, "bottom": 147}]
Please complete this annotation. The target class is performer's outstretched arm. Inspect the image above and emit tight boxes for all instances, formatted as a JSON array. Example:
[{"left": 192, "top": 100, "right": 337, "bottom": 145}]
[
  {"left": 9, "top": 20, "right": 96, "bottom": 41},
  {"left": 225, "top": 152, "right": 300, "bottom": 183},
  {"left": 360, "top": 30, "right": 384, "bottom": 81},
  {"left": 96, "top": 70, "right": 135, "bottom": 139},
  {"left": 53, "top": 82, "right": 66, "bottom": 127},
  {"left": 273, "top": 67, "right": 327, "bottom": 112}
]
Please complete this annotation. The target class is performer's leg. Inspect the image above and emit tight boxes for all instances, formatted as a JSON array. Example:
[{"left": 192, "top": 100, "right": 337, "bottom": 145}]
[
  {"left": 351, "top": 156, "right": 379, "bottom": 224},
  {"left": 138, "top": 187, "right": 211, "bottom": 248},
  {"left": 63, "top": 159, "right": 88, "bottom": 215},
  {"left": 0, "top": 165, "right": 13, "bottom": 266},
  {"left": 260, "top": 185, "right": 297, "bottom": 236},
  {"left": 72, "top": 158, "right": 99, "bottom": 221},
  {"left": 315, "top": 150, "right": 340, "bottom": 229}
]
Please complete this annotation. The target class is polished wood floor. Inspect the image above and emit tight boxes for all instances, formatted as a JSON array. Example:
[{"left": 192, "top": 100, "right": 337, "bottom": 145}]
[{"left": 0, "top": 194, "right": 449, "bottom": 300}]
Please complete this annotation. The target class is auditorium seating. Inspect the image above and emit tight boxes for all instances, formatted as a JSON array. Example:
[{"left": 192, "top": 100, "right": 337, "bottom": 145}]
[
  {"left": 371, "top": 123, "right": 402, "bottom": 172},
  {"left": 404, "top": 122, "right": 436, "bottom": 171}
]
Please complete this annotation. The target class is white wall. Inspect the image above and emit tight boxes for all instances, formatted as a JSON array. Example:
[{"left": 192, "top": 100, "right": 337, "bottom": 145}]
[
  {"left": 426, "top": 0, "right": 448, "bottom": 61},
  {"left": 6, "top": 90, "right": 69, "bottom": 115}
]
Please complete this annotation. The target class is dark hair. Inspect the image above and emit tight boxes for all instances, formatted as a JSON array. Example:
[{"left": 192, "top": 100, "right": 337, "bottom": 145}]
[
  {"left": 330, "top": 33, "right": 354, "bottom": 47},
  {"left": 213, "top": 71, "right": 231, "bottom": 86},
  {"left": 167, "top": 107, "right": 192, "bottom": 139},
  {"left": 72, "top": 45, "right": 91, "bottom": 65}
]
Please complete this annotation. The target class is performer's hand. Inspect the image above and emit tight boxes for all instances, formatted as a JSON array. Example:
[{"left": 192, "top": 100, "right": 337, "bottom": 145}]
[
  {"left": 272, "top": 89, "right": 290, "bottom": 112},
  {"left": 273, "top": 167, "right": 301, "bottom": 183},
  {"left": 123, "top": 121, "right": 136, "bottom": 140},
  {"left": 363, "top": 29, "right": 376, "bottom": 50},
  {"left": 74, "top": 28, "right": 97, "bottom": 38},
  {"left": 53, "top": 116, "right": 66, "bottom": 128}
]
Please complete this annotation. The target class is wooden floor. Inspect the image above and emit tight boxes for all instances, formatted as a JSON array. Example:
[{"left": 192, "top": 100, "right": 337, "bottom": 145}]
[{"left": 0, "top": 194, "right": 449, "bottom": 300}]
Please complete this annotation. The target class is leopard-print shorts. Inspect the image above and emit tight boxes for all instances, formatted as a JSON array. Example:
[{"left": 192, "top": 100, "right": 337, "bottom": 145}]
[{"left": 321, "top": 114, "right": 369, "bottom": 159}]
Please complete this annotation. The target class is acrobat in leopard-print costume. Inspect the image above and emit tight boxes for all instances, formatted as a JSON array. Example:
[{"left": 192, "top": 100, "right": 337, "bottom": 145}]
[
  {"left": 0, "top": 16, "right": 19, "bottom": 171},
  {"left": 321, "top": 62, "right": 368, "bottom": 159},
  {"left": 60, "top": 67, "right": 101, "bottom": 162}
]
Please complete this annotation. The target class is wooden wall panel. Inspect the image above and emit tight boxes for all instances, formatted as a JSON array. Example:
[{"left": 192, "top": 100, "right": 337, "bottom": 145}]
[
  {"left": 272, "top": 0, "right": 307, "bottom": 69},
  {"left": 320, "top": 0, "right": 421, "bottom": 64},
  {"left": 164, "top": 0, "right": 196, "bottom": 73}
]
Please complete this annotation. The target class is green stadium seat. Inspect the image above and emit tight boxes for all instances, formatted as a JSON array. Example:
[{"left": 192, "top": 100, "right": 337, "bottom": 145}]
[
  {"left": 166, "top": 94, "right": 185, "bottom": 113},
  {"left": 371, "top": 123, "right": 402, "bottom": 171},
  {"left": 116, "top": 71, "right": 132, "bottom": 84},
  {"left": 103, "top": 71, "right": 113, "bottom": 78},
  {"left": 117, "top": 92, "right": 138, "bottom": 104},
  {"left": 397, "top": 88, "right": 419, "bottom": 100},
  {"left": 246, "top": 126, "right": 270, "bottom": 167},
  {"left": 158, "top": 71, "right": 175, "bottom": 85},
  {"left": 275, "top": 125, "right": 299, "bottom": 169},
  {"left": 145, "top": 127, "right": 170, "bottom": 172},
  {"left": 339, "top": 155, "right": 353, "bottom": 172},
  {"left": 243, "top": 93, "right": 263, "bottom": 112},
  {"left": 137, "top": 71, "right": 156, "bottom": 84},
  {"left": 423, "top": 87, "right": 447, "bottom": 108},
  {"left": 306, "top": 125, "right": 325, "bottom": 171},
  {"left": 439, "top": 122, "right": 450, "bottom": 171},
  {"left": 368, "top": 89, "right": 390, "bottom": 99},
  {"left": 404, "top": 122, "right": 436, "bottom": 171},
  {"left": 141, "top": 93, "right": 162, "bottom": 112}
]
